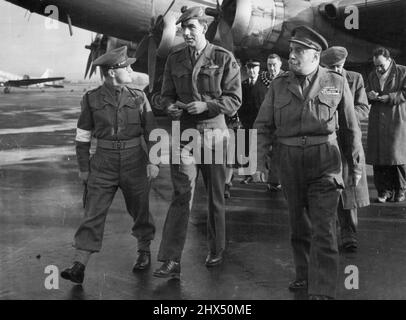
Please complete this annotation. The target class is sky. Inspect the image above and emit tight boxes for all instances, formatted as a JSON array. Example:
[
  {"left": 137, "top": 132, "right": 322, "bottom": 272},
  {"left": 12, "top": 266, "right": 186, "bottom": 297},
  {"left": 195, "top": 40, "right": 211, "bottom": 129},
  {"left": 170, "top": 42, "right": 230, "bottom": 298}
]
[{"left": 0, "top": 1, "right": 93, "bottom": 81}]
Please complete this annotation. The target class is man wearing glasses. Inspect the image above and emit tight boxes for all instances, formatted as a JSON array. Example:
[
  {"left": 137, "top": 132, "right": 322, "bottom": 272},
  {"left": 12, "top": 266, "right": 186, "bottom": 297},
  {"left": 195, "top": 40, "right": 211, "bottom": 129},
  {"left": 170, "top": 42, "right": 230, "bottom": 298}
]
[
  {"left": 61, "top": 46, "right": 159, "bottom": 284},
  {"left": 366, "top": 47, "right": 406, "bottom": 203}
]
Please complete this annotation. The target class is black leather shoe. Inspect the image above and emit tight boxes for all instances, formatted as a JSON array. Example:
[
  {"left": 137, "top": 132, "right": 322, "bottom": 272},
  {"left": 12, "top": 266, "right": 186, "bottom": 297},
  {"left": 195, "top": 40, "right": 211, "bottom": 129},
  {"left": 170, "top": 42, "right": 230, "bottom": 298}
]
[
  {"left": 205, "top": 249, "right": 224, "bottom": 267},
  {"left": 132, "top": 251, "right": 151, "bottom": 272},
  {"left": 308, "top": 294, "right": 333, "bottom": 300},
  {"left": 61, "top": 261, "right": 85, "bottom": 284},
  {"left": 153, "top": 260, "right": 180, "bottom": 279},
  {"left": 288, "top": 279, "right": 308, "bottom": 291}
]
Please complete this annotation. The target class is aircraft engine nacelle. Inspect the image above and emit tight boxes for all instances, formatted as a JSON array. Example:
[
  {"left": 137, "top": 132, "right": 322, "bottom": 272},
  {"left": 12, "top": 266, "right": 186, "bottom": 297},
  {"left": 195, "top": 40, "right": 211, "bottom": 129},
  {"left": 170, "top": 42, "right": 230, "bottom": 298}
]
[
  {"left": 230, "top": 0, "right": 285, "bottom": 49},
  {"left": 222, "top": 0, "right": 315, "bottom": 54}
]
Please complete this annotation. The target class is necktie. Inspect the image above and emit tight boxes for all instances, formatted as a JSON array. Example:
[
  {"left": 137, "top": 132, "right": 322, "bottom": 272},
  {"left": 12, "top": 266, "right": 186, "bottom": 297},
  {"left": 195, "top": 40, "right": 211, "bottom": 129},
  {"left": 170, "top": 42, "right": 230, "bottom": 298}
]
[{"left": 300, "top": 76, "right": 310, "bottom": 96}]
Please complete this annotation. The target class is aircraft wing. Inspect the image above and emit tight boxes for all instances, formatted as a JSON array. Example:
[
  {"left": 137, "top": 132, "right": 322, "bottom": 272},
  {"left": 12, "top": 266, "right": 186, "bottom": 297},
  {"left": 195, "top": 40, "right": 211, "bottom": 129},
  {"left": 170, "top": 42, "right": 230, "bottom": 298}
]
[{"left": 5, "top": 77, "right": 65, "bottom": 87}]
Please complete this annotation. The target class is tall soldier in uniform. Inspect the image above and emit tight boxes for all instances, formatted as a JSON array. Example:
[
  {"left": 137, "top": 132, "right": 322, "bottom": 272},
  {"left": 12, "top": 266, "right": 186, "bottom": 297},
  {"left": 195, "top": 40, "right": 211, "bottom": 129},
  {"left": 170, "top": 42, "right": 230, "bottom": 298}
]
[
  {"left": 153, "top": 6, "right": 241, "bottom": 278},
  {"left": 321, "top": 46, "right": 370, "bottom": 252},
  {"left": 61, "top": 46, "right": 159, "bottom": 284},
  {"left": 253, "top": 26, "right": 364, "bottom": 299}
]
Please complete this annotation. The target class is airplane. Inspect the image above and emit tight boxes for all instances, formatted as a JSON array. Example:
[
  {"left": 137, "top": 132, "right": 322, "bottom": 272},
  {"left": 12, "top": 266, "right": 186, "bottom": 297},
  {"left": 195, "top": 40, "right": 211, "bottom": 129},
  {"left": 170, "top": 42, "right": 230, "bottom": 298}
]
[
  {"left": 4, "top": 0, "right": 405, "bottom": 109},
  {"left": 0, "top": 68, "right": 65, "bottom": 93}
]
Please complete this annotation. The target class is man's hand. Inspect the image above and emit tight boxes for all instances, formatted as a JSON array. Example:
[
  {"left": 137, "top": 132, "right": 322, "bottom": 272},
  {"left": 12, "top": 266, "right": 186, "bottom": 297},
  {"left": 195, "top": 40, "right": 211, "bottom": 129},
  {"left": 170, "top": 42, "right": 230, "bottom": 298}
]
[
  {"left": 167, "top": 104, "right": 183, "bottom": 119},
  {"left": 377, "top": 95, "right": 390, "bottom": 103},
  {"left": 367, "top": 91, "right": 379, "bottom": 101},
  {"left": 185, "top": 101, "right": 208, "bottom": 115},
  {"left": 252, "top": 171, "right": 266, "bottom": 183},
  {"left": 147, "top": 164, "right": 159, "bottom": 181},
  {"left": 78, "top": 171, "right": 89, "bottom": 182},
  {"left": 351, "top": 173, "right": 362, "bottom": 187}
]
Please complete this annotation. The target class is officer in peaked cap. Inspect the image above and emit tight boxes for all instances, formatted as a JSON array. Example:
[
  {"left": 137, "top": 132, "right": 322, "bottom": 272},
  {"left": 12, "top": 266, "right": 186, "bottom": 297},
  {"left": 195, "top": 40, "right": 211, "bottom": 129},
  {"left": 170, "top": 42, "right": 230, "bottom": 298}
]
[
  {"left": 60, "top": 45, "right": 159, "bottom": 284},
  {"left": 321, "top": 46, "right": 370, "bottom": 253},
  {"left": 253, "top": 25, "right": 364, "bottom": 299}
]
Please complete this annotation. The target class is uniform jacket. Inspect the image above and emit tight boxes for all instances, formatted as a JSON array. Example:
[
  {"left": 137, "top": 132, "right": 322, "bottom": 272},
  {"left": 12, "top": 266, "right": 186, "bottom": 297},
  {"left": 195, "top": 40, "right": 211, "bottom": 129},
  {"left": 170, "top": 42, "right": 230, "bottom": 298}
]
[
  {"left": 239, "top": 76, "right": 269, "bottom": 129},
  {"left": 366, "top": 60, "right": 406, "bottom": 165},
  {"left": 75, "top": 83, "right": 157, "bottom": 172},
  {"left": 340, "top": 69, "right": 370, "bottom": 209},
  {"left": 160, "top": 42, "right": 242, "bottom": 131},
  {"left": 254, "top": 66, "right": 364, "bottom": 180}
]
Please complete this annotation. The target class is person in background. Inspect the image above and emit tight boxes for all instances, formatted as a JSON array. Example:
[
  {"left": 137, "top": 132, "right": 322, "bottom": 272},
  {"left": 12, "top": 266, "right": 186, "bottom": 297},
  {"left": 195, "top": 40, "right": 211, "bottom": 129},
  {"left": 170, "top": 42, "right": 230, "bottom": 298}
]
[
  {"left": 366, "top": 47, "right": 406, "bottom": 203},
  {"left": 321, "top": 46, "right": 370, "bottom": 252},
  {"left": 261, "top": 53, "right": 284, "bottom": 192},
  {"left": 238, "top": 59, "right": 268, "bottom": 185}
]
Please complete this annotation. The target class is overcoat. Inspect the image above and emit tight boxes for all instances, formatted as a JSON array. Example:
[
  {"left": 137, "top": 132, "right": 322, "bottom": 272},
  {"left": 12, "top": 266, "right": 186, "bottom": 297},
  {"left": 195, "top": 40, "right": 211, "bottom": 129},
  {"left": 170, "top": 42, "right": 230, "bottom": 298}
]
[{"left": 366, "top": 60, "right": 406, "bottom": 165}]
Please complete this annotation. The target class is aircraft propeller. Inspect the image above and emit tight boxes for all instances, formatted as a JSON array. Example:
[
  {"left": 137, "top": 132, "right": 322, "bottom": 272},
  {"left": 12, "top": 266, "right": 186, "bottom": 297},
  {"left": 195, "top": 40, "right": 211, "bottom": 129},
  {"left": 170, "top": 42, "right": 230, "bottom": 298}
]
[
  {"left": 84, "top": 33, "right": 108, "bottom": 79},
  {"left": 205, "top": 0, "right": 234, "bottom": 51},
  {"left": 134, "top": 0, "right": 176, "bottom": 92}
]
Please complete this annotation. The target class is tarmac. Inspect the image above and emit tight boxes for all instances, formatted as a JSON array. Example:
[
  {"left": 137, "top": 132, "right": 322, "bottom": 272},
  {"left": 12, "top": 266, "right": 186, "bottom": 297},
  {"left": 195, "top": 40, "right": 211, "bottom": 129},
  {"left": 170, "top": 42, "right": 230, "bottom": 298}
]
[{"left": 1, "top": 85, "right": 406, "bottom": 300}]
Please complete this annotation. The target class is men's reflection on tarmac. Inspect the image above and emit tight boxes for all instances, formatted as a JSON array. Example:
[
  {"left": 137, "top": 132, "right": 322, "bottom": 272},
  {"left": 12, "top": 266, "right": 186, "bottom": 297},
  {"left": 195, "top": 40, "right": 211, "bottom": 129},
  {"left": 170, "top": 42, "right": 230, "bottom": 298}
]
[
  {"left": 66, "top": 285, "right": 86, "bottom": 300},
  {"left": 152, "top": 279, "right": 182, "bottom": 300}
]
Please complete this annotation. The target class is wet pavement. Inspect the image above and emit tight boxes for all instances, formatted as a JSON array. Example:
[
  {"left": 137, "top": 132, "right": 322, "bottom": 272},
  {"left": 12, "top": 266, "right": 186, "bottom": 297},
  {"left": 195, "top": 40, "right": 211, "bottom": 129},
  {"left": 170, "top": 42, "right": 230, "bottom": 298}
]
[{"left": 1, "top": 86, "right": 406, "bottom": 300}]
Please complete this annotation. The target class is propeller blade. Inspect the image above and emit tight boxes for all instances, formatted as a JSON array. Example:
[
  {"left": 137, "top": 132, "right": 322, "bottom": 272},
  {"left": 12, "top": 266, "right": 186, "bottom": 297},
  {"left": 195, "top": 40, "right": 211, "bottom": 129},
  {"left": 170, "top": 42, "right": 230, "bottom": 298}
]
[
  {"left": 135, "top": 35, "right": 151, "bottom": 59},
  {"left": 84, "top": 52, "right": 93, "bottom": 78},
  {"left": 148, "top": 38, "right": 157, "bottom": 93},
  {"left": 218, "top": 19, "right": 234, "bottom": 51},
  {"left": 206, "top": 19, "right": 219, "bottom": 42}
]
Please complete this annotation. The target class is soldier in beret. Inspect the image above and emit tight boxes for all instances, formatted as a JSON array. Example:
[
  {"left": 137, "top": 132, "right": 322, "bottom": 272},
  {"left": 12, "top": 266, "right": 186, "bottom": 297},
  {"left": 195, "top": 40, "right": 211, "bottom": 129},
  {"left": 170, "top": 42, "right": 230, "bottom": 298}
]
[
  {"left": 61, "top": 46, "right": 159, "bottom": 284},
  {"left": 153, "top": 6, "right": 241, "bottom": 279},
  {"left": 321, "top": 46, "right": 370, "bottom": 253},
  {"left": 253, "top": 26, "right": 365, "bottom": 299}
]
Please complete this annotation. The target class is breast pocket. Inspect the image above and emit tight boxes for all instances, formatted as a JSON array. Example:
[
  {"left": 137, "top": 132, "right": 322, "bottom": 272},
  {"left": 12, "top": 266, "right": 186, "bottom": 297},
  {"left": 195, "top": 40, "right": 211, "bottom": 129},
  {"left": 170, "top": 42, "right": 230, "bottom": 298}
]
[
  {"left": 90, "top": 104, "right": 111, "bottom": 126},
  {"left": 198, "top": 68, "right": 222, "bottom": 95},
  {"left": 172, "top": 69, "right": 191, "bottom": 94},
  {"left": 274, "top": 96, "right": 292, "bottom": 127},
  {"left": 124, "top": 105, "right": 141, "bottom": 124},
  {"left": 316, "top": 94, "right": 338, "bottom": 122}
]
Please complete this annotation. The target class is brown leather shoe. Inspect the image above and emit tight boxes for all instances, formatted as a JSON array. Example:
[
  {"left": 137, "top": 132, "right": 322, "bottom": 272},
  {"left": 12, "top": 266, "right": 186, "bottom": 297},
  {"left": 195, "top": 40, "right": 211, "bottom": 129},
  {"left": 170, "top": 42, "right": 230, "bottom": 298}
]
[
  {"left": 288, "top": 279, "right": 308, "bottom": 291},
  {"left": 205, "top": 249, "right": 224, "bottom": 267},
  {"left": 153, "top": 260, "right": 180, "bottom": 279},
  {"left": 132, "top": 251, "right": 151, "bottom": 272},
  {"left": 61, "top": 261, "right": 85, "bottom": 284}
]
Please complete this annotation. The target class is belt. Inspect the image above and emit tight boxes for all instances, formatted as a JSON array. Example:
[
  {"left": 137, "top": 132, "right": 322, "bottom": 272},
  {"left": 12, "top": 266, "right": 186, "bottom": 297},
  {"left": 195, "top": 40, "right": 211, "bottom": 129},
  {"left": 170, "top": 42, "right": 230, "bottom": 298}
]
[
  {"left": 278, "top": 132, "right": 337, "bottom": 147},
  {"left": 97, "top": 137, "right": 141, "bottom": 150}
]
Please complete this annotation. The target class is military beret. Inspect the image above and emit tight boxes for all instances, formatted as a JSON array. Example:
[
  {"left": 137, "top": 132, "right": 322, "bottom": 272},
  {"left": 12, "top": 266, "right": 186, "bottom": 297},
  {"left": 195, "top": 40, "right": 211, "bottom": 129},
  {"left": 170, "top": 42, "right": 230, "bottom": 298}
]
[
  {"left": 93, "top": 46, "right": 136, "bottom": 68},
  {"left": 176, "top": 6, "right": 208, "bottom": 25},
  {"left": 245, "top": 59, "right": 261, "bottom": 67},
  {"left": 320, "top": 46, "right": 348, "bottom": 67},
  {"left": 289, "top": 25, "right": 328, "bottom": 51}
]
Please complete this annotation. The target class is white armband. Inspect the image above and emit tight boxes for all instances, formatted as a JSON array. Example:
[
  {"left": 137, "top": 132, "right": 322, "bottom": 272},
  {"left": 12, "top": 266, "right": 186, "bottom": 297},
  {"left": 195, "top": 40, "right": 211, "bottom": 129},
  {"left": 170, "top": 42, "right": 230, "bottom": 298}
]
[{"left": 75, "top": 128, "right": 92, "bottom": 142}]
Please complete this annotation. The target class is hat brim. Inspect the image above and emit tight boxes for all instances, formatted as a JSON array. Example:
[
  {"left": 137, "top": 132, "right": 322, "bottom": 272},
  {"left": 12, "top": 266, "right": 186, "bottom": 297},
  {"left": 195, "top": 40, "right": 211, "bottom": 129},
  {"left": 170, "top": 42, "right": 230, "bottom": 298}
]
[
  {"left": 289, "top": 39, "right": 321, "bottom": 51},
  {"left": 122, "top": 58, "right": 137, "bottom": 67},
  {"left": 246, "top": 63, "right": 260, "bottom": 67}
]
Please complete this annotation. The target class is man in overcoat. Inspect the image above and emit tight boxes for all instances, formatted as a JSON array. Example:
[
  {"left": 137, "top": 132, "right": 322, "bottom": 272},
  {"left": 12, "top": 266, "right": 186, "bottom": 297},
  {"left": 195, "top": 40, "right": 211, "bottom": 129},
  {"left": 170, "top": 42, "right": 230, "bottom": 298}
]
[{"left": 366, "top": 47, "right": 406, "bottom": 203}]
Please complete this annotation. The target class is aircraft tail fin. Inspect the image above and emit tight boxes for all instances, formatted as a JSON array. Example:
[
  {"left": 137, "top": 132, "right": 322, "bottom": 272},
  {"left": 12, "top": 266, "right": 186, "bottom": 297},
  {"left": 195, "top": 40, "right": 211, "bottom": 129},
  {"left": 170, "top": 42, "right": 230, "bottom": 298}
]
[{"left": 41, "top": 68, "right": 53, "bottom": 78}]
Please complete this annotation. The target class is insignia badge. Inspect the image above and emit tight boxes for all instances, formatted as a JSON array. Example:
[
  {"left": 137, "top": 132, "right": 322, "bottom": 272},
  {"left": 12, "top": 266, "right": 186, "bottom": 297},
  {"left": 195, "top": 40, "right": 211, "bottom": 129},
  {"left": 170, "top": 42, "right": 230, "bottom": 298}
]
[
  {"left": 321, "top": 86, "right": 340, "bottom": 95},
  {"left": 232, "top": 62, "right": 238, "bottom": 69}
]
